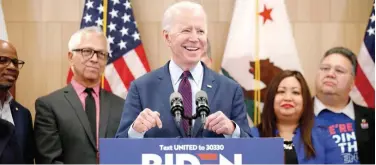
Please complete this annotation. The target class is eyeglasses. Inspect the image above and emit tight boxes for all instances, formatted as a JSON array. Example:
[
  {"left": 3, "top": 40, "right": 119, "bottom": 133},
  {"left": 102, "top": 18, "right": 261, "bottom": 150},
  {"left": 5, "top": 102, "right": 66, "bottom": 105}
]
[
  {"left": 0, "top": 56, "right": 25, "bottom": 69},
  {"left": 319, "top": 65, "right": 352, "bottom": 76},
  {"left": 72, "top": 48, "right": 109, "bottom": 60}
]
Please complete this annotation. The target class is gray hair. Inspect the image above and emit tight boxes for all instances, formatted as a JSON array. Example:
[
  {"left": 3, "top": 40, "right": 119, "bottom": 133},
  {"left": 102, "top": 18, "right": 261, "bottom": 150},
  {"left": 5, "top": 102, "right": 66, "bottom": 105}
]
[
  {"left": 162, "top": 1, "right": 206, "bottom": 32},
  {"left": 322, "top": 46, "right": 358, "bottom": 76},
  {"left": 68, "top": 26, "right": 110, "bottom": 52}
]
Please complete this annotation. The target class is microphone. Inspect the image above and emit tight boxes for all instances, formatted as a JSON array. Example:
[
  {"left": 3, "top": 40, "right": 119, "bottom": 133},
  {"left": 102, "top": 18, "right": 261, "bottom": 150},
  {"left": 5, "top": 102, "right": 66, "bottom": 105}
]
[
  {"left": 195, "top": 91, "right": 210, "bottom": 124},
  {"left": 170, "top": 92, "right": 184, "bottom": 125}
]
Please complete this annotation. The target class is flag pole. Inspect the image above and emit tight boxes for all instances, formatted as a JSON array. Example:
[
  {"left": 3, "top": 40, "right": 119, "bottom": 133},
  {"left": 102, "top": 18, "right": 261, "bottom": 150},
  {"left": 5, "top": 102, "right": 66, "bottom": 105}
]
[
  {"left": 253, "top": 0, "right": 261, "bottom": 125},
  {"left": 101, "top": 0, "right": 108, "bottom": 89}
]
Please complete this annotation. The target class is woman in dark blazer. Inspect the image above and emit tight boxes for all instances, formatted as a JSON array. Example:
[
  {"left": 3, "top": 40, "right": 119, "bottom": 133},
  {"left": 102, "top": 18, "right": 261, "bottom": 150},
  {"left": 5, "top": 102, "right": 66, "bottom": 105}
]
[{"left": 251, "top": 70, "right": 343, "bottom": 164}]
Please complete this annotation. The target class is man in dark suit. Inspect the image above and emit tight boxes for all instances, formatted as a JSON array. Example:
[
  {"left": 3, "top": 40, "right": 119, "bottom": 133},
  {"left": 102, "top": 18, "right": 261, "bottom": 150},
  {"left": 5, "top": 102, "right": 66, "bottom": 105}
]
[
  {"left": 0, "top": 40, "right": 34, "bottom": 163},
  {"left": 314, "top": 47, "right": 375, "bottom": 164},
  {"left": 116, "top": 1, "right": 251, "bottom": 139},
  {"left": 34, "top": 27, "right": 125, "bottom": 164},
  {"left": 0, "top": 118, "right": 23, "bottom": 163}
]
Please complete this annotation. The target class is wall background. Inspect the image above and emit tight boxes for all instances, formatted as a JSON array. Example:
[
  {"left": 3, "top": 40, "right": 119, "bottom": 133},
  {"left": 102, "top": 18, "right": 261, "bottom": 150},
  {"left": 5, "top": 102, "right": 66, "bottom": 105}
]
[{"left": 2, "top": 0, "right": 373, "bottom": 118}]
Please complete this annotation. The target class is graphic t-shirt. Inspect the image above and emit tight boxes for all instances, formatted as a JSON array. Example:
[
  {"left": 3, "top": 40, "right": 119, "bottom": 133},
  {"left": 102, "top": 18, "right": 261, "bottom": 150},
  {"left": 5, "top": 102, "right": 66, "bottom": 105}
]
[{"left": 317, "top": 110, "right": 359, "bottom": 164}]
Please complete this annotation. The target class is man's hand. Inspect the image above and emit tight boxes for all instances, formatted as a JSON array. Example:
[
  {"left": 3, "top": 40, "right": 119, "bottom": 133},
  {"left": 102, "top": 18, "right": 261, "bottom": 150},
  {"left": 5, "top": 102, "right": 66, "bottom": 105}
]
[
  {"left": 204, "top": 111, "right": 235, "bottom": 135},
  {"left": 132, "top": 108, "right": 163, "bottom": 133}
]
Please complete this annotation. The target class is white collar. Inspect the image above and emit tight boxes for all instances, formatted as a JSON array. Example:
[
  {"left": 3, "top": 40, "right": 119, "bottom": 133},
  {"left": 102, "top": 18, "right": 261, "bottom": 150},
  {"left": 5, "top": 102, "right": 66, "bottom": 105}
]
[
  {"left": 169, "top": 59, "right": 203, "bottom": 87},
  {"left": 0, "top": 92, "right": 13, "bottom": 108},
  {"left": 314, "top": 97, "right": 355, "bottom": 120},
  {"left": 0, "top": 92, "right": 14, "bottom": 125},
  {"left": 5, "top": 92, "right": 12, "bottom": 103}
]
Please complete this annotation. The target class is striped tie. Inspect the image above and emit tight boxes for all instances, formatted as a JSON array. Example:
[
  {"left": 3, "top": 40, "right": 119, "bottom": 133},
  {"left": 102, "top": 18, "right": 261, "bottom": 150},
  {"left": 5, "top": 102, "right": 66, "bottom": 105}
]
[{"left": 178, "top": 71, "right": 192, "bottom": 136}]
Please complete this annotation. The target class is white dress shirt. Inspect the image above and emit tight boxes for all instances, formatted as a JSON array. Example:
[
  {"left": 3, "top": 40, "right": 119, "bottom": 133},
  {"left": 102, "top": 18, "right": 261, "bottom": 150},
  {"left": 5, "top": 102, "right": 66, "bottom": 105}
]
[
  {"left": 314, "top": 97, "right": 355, "bottom": 120},
  {"left": 0, "top": 93, "right": 14, "bottom": 125},
  {"left": 128, "top": 60, "right": 240, "bottom": 138}
]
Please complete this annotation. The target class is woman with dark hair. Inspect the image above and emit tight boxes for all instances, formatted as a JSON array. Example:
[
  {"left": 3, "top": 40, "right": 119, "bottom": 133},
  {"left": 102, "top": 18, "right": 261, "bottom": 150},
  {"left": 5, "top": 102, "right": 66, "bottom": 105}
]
[{"left": 251, "top": 70, "right": 343, "bottom": 164}]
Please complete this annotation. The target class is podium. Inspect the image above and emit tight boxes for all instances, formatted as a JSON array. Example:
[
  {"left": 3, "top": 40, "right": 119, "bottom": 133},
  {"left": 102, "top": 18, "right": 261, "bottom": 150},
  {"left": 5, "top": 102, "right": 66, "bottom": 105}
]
[{"left": 100, "top": 138, "right": 284, "bottom": 164}]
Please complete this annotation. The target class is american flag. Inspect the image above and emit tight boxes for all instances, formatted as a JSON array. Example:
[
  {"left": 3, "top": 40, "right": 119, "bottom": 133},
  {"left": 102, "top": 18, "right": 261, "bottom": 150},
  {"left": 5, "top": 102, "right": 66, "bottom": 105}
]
[
  {"left": 67, "top": 0, "right": 150, "bottom": 99},
  {"left": 351, "top": 4, "right": 375, "bottom": 108}
]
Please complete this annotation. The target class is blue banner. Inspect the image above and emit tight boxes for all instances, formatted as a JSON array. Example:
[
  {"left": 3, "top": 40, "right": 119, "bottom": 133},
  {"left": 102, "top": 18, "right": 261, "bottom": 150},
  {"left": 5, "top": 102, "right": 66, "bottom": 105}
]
[{"left": 100, "top": 138, "right": 284, "bottom": 164}]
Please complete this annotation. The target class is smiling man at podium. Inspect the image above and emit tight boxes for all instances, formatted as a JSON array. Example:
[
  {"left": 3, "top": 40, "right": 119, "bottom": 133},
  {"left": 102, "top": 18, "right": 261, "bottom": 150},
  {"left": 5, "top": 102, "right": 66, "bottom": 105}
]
[{"left": 116, "top": 1, "right": 251, "bottom": 139}]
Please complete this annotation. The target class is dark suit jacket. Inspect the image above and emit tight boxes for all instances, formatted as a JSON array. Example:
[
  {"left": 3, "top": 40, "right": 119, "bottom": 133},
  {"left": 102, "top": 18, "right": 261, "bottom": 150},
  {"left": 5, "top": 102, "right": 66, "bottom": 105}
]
[
  {"left": 0, "top": 118, "right": 22, "bottom": 163},
  {"left": 34, "top": 84, "right": 125, "bottom": 164},
  {"left": 10, "top": 100, "right": 35, "bottom": 164},
  {"left": 116, "top": 61, "right": 251, "bottom": 138},
  {"left": 354, "top": 103, "right": 375, "bottom": 164}
]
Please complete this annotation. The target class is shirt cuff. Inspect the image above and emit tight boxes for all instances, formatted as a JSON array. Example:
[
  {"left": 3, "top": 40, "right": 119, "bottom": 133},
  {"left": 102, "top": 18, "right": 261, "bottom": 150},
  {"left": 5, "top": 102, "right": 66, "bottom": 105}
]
[
  {"left": 224, "top": 121, "right": 240, "bottom": 138},
  {"left": 128, "top": 123, "right": 145, "bottom": 138}
]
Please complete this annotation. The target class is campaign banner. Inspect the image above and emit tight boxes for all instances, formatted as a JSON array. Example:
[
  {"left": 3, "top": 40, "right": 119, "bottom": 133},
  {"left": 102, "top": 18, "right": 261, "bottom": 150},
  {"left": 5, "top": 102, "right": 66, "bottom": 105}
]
[{"left": 100, "top": 138, "right": 283, "bottom": 164}]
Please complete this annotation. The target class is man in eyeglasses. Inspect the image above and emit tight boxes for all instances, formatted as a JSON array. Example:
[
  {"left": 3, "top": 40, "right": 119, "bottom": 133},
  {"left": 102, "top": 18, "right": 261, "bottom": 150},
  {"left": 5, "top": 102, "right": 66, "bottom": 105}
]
[
  {"left": 34, "top": 26, "right": 125, "bottom": 164},
  {"left": 314, "top": 47, "right": 374, "bottom": 164},
  {"left": 0, "top": 40, "right": 34, "bottom": 163}
]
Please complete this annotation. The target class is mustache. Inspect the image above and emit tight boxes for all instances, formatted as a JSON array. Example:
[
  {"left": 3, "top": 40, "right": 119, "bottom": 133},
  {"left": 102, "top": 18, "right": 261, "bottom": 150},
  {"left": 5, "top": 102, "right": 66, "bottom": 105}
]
[{"left": 0, "top": 84, "right": 12, "bottom": 91}]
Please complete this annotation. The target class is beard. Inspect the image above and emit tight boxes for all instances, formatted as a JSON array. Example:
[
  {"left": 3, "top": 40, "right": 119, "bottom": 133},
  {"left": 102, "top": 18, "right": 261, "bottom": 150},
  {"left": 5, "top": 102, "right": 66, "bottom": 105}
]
[{"left": 0, "top": 84, "right": 12, "bottom": 91}]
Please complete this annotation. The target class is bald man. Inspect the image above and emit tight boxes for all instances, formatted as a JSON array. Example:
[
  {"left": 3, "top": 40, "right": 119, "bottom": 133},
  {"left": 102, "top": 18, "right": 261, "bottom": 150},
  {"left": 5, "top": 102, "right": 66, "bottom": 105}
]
[{"left": 0, "top": 40, "right": 34, "bottom": 163}]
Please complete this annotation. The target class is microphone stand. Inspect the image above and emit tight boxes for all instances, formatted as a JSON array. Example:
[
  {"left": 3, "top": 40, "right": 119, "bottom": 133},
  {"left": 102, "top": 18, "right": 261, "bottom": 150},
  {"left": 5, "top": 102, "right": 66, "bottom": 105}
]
[{"left": 182, "top": 114, "right": 199, "bottom": 138}]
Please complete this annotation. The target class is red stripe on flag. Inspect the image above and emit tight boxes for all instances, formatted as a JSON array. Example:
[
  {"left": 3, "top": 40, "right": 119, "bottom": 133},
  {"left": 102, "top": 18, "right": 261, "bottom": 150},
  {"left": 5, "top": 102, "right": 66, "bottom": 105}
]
[
  {"left": 112, "top": 57, "right": 135, "bottom": 89},
  {"left": 135, "top": 44, "right": 151, "bottom": 72},
  {"left": 66, "top": 68, "right": 73, "bottom": 83},
  {"left": 355, "top": 65, "right": 375, "bottom": 108},
  {"left": 103, "top": 77, "right": 112, "bottom": 93}
]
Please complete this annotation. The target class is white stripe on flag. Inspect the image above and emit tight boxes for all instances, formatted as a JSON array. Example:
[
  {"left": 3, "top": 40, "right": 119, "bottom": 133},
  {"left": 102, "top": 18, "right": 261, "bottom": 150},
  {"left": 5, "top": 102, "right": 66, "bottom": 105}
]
[
  {"left": 105, "top": 63, "right": 128, "bottom": 99},
  {"left": 123, "top": 50, "right": 148, "bottom": 79},
  {"left": 350, "top": 87, "right": 367, "bottom": 107},
  {"left": 0, "top": 0, "right": 8, "bottom": 41},
  {"left": 358, "top": 43, "right": 375, "bottom": 88}
]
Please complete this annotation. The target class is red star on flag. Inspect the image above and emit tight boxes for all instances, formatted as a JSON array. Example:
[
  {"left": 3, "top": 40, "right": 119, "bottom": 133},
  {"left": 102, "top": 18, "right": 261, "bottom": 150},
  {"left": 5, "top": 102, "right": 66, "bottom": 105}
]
[{"left": 259, "top": 4, "right": 273, "bottom": 24}]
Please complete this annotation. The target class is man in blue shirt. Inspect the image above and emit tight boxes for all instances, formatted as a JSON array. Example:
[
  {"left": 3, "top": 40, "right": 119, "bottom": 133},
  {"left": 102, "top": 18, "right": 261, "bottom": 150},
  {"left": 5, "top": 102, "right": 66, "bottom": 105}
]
[{"left": 314, "top": 47, "right": 374, "bottom": 164}]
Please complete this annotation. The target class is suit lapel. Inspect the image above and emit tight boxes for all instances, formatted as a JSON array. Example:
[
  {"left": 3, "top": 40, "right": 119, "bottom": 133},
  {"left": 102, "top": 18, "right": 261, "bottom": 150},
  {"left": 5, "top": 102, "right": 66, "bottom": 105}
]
[
  {"left": 99, "top": 90, "right": 110, "bottom": 138},
  {"left": 192, "top": 65, "right": 216, "bottom": 137},
  {"left": 158, "top": 61, "right": 185, "bottom": 137},
  {"left": 64, "top": 85, "right": 96, "bottom": 148},
  {"left": 9, "top": 101, "right": 22, "bottom": 141},
  {"left": 354, "top": 103, "right": 369, "bottom": 142},
  {"left": 9, "top": 102, "right": 19, "bottom": 134},
  {"left": 0, "top": 120, "right": 14, "bottom": 158},
  {"left": 0, "top": 136, "right": 9, "bottom": 159}
]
